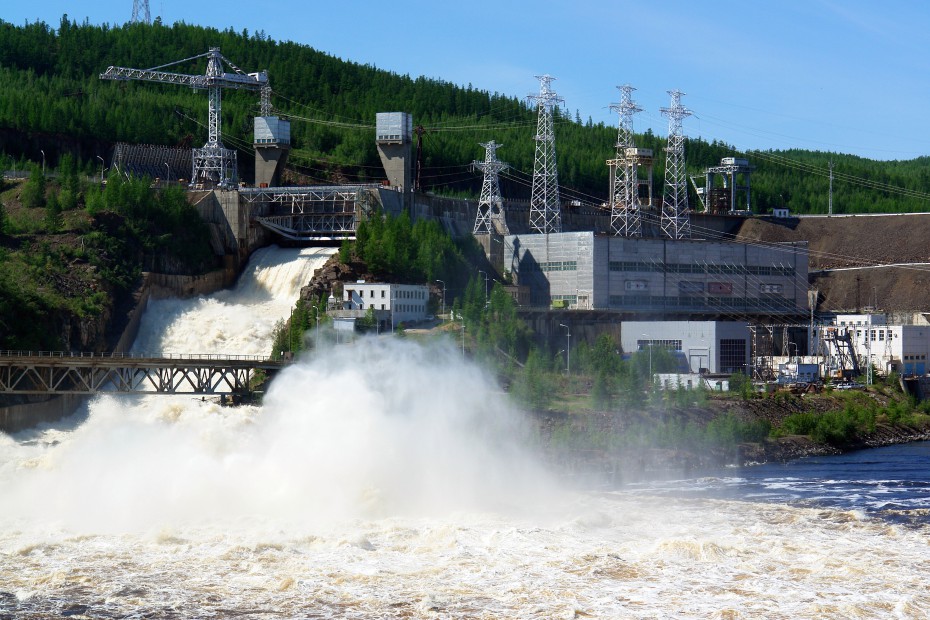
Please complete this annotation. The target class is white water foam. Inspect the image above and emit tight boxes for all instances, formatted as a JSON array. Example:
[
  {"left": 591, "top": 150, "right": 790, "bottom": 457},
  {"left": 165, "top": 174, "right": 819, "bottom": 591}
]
[
  {"left": 2, "top": 247, "right": 930, "bottom": 618},
  {"left": 132, "top": 244, "right": 334, "bottom": 355}
]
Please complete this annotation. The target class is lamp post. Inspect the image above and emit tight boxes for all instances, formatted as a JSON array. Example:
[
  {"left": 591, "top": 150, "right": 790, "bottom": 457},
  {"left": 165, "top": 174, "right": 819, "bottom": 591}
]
[
  {"left": 165, "top": 162, "right": 170, "bottom": 185},
  {"left": 454, "top": 311, "right": 465, "bottom": 356},
  {"left": 642, "top": 334, "right": 652, "bottom": 387},
  {"left": 559, "top": 323, "right": 571, "bottom": 374},
  {"left": 40, "top": 150, "right": 45, "bottom": 175},
  {"left": 435, "top": 279, "right": 445, "bottom": 318},
  {"left": 96, "top": 156, "right": 104, "bottom": 184},
  {"left": 478, "top": 270, "right": 489, "bottom": 304}
]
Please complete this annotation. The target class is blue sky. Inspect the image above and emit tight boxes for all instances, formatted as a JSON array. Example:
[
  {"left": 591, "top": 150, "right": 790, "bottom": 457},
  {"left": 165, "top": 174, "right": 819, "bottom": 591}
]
[{"left": 5, "top": 1, "right": 930, "bottom": 160}]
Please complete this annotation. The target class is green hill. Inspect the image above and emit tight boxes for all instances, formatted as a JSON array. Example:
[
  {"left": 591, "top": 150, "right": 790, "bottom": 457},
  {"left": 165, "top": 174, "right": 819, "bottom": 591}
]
[{"left": 2, "top": 16, "right": 930, "bottom": 214}]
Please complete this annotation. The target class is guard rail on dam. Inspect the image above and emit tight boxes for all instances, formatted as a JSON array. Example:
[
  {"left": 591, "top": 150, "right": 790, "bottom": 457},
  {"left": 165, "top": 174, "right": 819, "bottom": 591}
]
[{"left": 0, "top": 351, "right": 287, "bottom": 396}]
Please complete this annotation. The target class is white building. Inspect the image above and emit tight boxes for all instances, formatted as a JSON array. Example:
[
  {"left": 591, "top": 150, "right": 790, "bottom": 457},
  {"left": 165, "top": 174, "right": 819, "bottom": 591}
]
[
  {"left": 656, "top": 373, "right": 731, "bottom": 392},
  {"left": 821, "top": 314, "right": 930, "bottom": 376},
  {"left": 619, "top": 320, "right": 751, "bottom": 375},
  {"left": 341, "top": 281, "right": 430, "bottom": 329}
]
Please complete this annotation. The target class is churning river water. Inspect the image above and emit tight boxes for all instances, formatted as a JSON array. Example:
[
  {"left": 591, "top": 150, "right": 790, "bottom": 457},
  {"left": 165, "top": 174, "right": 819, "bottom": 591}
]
[{"left": 1, "top": 247, "right": 929, "bottom": 619}]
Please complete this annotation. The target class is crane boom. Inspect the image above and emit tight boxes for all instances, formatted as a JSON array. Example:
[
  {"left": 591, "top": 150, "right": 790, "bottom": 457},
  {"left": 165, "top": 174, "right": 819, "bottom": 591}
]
[
  {"left": 99, "top": 66, "right": 266, "bottom": 90},
  {"left": 99, "top": 48, "right": 269, "bottom": 188}
]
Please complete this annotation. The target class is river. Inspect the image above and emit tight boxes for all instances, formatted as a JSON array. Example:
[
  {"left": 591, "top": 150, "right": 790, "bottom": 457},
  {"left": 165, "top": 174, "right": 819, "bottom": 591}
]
[{"left": 1, "top": 247, "right": 929, "bottom": 618}]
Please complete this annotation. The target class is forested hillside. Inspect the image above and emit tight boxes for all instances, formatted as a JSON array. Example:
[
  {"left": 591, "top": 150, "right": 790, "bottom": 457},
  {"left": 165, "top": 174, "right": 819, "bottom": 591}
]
[{"left": 2, "top": 17, "right": 930, "bottom": 214}]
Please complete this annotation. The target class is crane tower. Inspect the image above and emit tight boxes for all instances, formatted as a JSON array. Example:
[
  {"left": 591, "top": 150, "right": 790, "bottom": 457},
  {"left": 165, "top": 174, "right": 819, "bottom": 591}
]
[
  {"left": 472, "top": 141, "right": 509, "bottom": 235},
  {"left": 528, "top": 75, "right": 563, "bottom": 234},
  {"left": 100, "top": 48, "right": 268, "bottom": 188},
  {"left": 660, "top": 89, "right": 692, "bottom": 240}
]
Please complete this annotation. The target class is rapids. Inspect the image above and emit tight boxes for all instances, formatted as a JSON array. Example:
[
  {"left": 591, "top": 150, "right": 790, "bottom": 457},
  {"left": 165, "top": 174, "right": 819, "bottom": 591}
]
[{"left": 1, "top": 246, "right": 929, "bottom": 618}]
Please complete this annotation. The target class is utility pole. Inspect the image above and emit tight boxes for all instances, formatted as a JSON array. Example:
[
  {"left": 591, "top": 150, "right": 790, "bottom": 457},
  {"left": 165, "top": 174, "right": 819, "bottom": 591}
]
[
  {"left": 559, "top": 323, "right": 571, "bottom": 374},
  {"left": 528, "top": 75, "right": 564, "bottom": 234},
  {"left": 472, "top": 141, "right": 509, "bottom": 235},
  {"left": 132, "top": 0, "right": 151, "bottom": 24},
  {"left": 660, "top": 89, "right": 692, "bottom": 240},
  {"left": 435, "top": 279, "right": 445, "bottom": 318},
  {"left": 828, "top": 159, "right": 834, "bottom": 215},
  {"left": 454, "top": 311, "right": 465, "bottom": 356},
  {"left": 478, "top": 270, "right": 489, "bottom": 304},
  {"left": 609, "top": 84, "right": 643, "bottom": 237}
]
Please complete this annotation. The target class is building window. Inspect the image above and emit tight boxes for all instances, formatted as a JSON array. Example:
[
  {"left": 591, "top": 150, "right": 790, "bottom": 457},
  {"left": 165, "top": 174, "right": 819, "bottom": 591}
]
[
  {"left": 720, "top": 339, "right": 747, "bottom": 374},
  {"left": 381, "top": 290, "right": 385, "bottom": 298},
  {"left": 636, "top": 339, "right": 682, "bottom": 352}
]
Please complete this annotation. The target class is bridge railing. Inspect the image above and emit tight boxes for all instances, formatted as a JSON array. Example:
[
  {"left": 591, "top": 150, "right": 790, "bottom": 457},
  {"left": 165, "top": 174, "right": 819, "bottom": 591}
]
[{"left": 0, "top": 350, "right": 278, "bottom": 363}]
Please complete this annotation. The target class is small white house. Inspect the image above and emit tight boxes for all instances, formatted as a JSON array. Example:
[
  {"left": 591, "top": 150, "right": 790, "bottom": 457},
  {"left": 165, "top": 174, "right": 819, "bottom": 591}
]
[{"left": 341, "top": 281, "right": 430, "bottom": 329}]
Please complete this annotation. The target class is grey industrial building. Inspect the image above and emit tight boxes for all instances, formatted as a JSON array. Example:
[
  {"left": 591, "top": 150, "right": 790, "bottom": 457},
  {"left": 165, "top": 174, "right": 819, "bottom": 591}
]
[{"left": 505, "top": 232, "right": 809, "bottom": 317}]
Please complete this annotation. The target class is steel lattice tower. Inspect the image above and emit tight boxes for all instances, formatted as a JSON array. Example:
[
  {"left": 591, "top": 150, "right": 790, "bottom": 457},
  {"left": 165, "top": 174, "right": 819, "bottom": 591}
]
[
  {"left": 608, "top": 84, "right": 643, "bottom": 237},
  {"left": 660, "top": 89, "right": 692, "bottom": 239},
  {"left": 528, "top": 75, "right": 563, "bottom": 234},
  {"left": 131, "top": 0, "right": 151, "bottom": 24},
  {"left": 473, "top": 141, "right": 510, "bottom": 235}
]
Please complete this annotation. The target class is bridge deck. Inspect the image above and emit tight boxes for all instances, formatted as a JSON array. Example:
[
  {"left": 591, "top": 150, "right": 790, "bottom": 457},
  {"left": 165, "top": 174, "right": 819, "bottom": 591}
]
[{"left": 0, "top": 351, "right": 287, "bottom": 395}]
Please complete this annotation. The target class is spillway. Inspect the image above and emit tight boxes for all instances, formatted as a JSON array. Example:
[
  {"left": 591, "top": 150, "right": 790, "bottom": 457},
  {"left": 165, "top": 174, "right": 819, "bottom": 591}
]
[{"left": 1, "top": 245, "right": 929, "bottom": 618}]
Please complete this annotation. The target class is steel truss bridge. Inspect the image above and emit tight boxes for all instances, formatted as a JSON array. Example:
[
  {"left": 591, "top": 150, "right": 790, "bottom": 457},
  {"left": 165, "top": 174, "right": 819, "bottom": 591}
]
[
  {"left": 242, "top": 185, "right": 380, "bottom": 242},
  {"left": 0, "top": 351, "right": 286, "bottom": 396}
]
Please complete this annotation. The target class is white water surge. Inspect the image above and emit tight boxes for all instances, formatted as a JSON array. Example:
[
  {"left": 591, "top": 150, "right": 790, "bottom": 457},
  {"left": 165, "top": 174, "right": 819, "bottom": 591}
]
[{"left": 2, "top": 247, "right": 930, "bottom": 618}]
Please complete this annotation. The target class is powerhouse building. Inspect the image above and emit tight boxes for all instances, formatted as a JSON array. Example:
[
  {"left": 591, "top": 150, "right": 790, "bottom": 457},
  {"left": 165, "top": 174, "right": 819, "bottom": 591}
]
[{"left": 505, "top": 232, "right": 809, "bottom": 316}]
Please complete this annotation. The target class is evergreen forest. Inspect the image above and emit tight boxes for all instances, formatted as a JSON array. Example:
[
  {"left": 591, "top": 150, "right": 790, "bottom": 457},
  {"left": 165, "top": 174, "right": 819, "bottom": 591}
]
[{"left": 1, "top": 16, "right": 930, "bottom": 214}]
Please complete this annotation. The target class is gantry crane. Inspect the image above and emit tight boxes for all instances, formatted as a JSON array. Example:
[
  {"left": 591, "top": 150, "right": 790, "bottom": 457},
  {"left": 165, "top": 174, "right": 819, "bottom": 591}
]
[{"left": 100, "top": 48, "right": 268, "bottom": 188}]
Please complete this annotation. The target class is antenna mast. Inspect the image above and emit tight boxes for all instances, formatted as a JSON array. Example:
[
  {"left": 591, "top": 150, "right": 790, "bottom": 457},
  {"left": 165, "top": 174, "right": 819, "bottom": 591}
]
[
  {"left": 660, "top": 89, "right": 692, "bottom": 239},
  {"left": 528, "top": 74, "right": 563, "bottom": 234},
  {"left": 608, "top": 84, "right": 643, "bottom": 237},
  {"left": 131, "top": 0, "right": 151, "bottom": 24},
  {"left": 472, "top": 141, "right": 510, "bottom": 235}
]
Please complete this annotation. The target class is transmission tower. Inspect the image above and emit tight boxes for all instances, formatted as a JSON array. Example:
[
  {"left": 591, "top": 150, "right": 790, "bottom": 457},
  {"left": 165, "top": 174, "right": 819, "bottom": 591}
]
[
  {"left": 528, "top": 75, "right": 563, "bottom": 234},
  {"left": 472, "top": 141, "right": 510, "bottom": 235},
  {"left": 608, "top": 84, "right": 643, "bottom": 237},
  {"left": 131, "top": 0, "right": 151, "bottom": 24},
  {"left": 660, "top": 89, "right": 692, "bottom": 239}
]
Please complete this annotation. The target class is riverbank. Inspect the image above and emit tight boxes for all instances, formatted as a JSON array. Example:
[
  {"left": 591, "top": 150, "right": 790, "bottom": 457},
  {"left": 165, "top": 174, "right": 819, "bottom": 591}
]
[{"left": 531, "top": 387, "right": 930, "bottom": 476}]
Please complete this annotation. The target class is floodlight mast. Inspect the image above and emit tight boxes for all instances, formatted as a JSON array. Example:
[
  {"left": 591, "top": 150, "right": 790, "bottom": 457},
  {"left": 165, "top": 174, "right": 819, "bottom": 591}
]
[{"left": 100, "top": 48, "right": 268, "bottom": 188}]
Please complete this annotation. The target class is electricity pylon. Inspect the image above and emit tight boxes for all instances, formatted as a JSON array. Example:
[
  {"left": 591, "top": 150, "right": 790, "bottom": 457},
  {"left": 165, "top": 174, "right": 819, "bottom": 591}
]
[
  {"left": 528, "top": 74, "right": 563, "bottom": 234},
  {"left": 473, "top": 141, "right": 509, "bottom": 235},
  {"left": 608, "top": 84, "right": 643, "bottom": 237},
  {"left": 660, "top": 89, "right": 692, "bottom": 239}
]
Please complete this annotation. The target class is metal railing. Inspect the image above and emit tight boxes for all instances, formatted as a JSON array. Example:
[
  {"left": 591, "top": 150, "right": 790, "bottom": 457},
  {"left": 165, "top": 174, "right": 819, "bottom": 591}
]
[{"left": 0, "top": 350, "right": 277, "bottom": 362}]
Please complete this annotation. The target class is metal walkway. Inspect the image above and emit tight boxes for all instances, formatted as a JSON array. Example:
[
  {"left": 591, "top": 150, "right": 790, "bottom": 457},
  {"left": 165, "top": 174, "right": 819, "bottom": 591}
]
[
  {"left": 241, "top": 185, "right": 380, "bottom": 241},
  {"left": 0, "top": 351, "right": 286, "bottom": 395}
]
